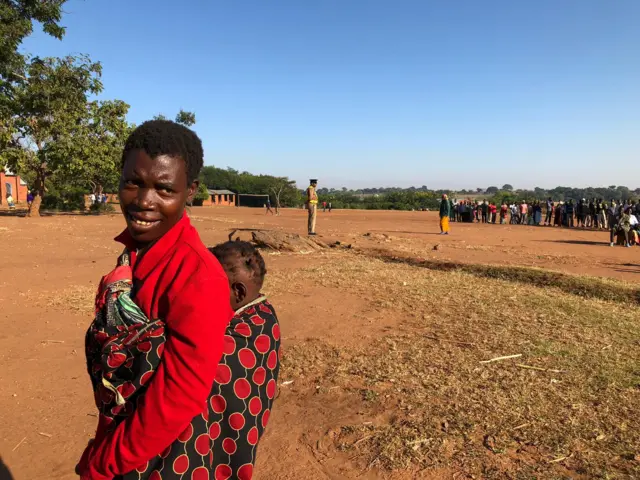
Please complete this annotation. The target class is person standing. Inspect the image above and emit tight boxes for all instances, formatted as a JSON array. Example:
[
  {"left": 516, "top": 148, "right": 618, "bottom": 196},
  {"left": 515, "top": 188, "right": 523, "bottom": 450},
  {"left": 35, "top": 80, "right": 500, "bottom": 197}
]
[
  {"left": 544, "top": 197, "right": 553, "bottom": 225},
  {"left": 328, "top": 202, "right": 332, "bottom": 212},
  {"left": 78, "top": 119, "right": 234, "bottom": 479},
  {"left": 481, "top": 201, "right": 488, "bottom": 223},
  {"left": 565, "top": 200, "right": 575, "bottom": 227},
  {"left": 266, "top": 196, "right": 274, "bottom": 215},
  {"left": 500, "top": 202, "right": 508, "bottom": 224},
  {"left": 607, "top": 202, "right": 619, "bottom": 246},
  {"left": 439, "top": 194, "right": 451, "bottom": 235},
  {"left": 306, "top": 179, "right": 319, "bottom": 235}
]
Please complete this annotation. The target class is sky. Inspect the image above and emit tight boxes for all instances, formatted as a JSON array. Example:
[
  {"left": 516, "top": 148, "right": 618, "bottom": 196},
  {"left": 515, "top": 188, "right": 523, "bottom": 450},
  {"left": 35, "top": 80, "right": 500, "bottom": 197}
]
[{"left": 21, "top": 0, "right": 640, "bottom": 190}]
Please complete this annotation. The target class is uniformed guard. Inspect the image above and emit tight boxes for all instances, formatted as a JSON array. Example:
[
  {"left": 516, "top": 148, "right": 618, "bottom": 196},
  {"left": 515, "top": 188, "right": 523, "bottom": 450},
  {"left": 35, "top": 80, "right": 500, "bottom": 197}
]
[{"left": 306, "top": 179, "right": 319, "bottom": 235}]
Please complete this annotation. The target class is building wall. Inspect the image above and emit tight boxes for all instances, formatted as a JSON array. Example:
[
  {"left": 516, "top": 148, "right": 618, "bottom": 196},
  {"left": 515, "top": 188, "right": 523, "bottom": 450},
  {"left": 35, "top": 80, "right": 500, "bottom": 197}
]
[
  {"left": 0, "top": 172, "right": 29, "bottom": 205},
  {"left": 211, "top": 194, "right": 235, "bottom": 206}
]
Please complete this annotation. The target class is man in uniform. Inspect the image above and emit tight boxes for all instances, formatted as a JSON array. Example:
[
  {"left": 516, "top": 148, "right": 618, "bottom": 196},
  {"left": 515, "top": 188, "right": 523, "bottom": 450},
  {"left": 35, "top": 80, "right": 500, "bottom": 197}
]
[{"left": 306, "top": 179, "right": 319, "bottom": 235}]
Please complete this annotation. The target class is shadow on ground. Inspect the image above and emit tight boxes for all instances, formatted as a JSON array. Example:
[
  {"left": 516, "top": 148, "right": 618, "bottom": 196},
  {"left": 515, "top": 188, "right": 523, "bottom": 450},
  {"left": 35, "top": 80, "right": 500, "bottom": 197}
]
[
  {"left": 0, "top": 457, "right": 14, "bottom": 480},
  {"left": 364, "top": 247, "right": 640, "bottom": 305},
  {"left": 538, "top": 239, "right": 609, "bottom": 246}
]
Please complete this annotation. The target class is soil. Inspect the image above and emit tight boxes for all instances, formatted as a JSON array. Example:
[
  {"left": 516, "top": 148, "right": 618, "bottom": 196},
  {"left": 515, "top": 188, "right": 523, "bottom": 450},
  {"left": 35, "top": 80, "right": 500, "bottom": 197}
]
[{"left": 0, "top": 207, "right": 638, "bottom": 480}]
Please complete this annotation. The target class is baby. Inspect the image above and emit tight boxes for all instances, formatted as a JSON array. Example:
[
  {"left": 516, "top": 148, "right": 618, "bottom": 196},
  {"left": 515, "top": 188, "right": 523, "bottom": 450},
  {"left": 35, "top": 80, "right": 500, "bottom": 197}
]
[{"left": 208, "top": 240, "right": 281, "bottom": 479}]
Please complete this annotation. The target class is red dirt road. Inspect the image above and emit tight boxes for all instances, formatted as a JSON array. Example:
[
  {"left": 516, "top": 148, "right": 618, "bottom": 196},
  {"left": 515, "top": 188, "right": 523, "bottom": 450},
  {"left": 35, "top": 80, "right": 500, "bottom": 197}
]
[{"left": 0, "top": 207, "right": 638, "bottom": 480}]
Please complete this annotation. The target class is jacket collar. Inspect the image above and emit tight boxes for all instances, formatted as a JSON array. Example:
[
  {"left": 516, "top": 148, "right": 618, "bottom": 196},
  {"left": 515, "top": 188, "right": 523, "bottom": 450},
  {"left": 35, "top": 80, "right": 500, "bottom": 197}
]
[{"left": 114, "top": 213, "right": 190, "bottom": 280}]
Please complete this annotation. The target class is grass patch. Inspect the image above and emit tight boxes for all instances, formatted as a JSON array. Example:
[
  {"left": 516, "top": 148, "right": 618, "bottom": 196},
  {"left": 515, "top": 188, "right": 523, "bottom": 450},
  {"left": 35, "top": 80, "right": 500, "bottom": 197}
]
[
  {"left": 368, "top": 248, "right": 640, "bottom": 305},
  {"left": 273, "top": 253, "right": 640, "bottom": 478}
]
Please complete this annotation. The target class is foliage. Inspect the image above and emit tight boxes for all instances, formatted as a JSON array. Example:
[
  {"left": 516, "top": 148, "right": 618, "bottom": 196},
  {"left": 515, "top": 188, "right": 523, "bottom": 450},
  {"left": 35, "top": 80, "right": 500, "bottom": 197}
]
[
  {"left": 0, "top": 0, "right": 66, "bottom": 88},
  {"left": 153, "top": 109, "right": 196, "bottom": 127},
  {"left": 2, "top": 54, "right": 131, "bottom": 215},
  {"left": 59, "top": 99, "right": 132, "bottom": 195},
  {"left": 485, "top": 186, "right": 499, "bottom": 194},
  {"left": 89, "top": 202, "right": 116, "bottom": 214},
  {"left": 200, "top": 166, "right": 301, "bottom": 207},
  {"left": 192, "top": 182, "right": 209, "bottom": 206},
  {"left": 502, "top": 184, "right": 513, "bottom": 191},
  {"left": 40, "top": 182, "right": 86, "bottom": 211}
]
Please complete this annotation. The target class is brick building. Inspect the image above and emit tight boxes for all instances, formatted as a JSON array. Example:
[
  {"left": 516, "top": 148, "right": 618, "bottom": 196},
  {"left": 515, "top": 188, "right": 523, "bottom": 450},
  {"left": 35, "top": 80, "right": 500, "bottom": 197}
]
[
  {"left": 203, "top": 189, "right": 236, "bottom": 206},
  {"left": 0, "top": 170, "right": 29, "bottom": 205}
]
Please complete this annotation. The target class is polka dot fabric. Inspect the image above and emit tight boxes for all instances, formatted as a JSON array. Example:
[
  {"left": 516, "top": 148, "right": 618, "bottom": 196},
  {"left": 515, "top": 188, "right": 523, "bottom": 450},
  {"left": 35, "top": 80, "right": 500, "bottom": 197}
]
[
  {"left": 122, "top": 298, "right": 281, "bottom": 479},
  {"left": 208, "top": 298, "right": 281, "bottom": 479}
]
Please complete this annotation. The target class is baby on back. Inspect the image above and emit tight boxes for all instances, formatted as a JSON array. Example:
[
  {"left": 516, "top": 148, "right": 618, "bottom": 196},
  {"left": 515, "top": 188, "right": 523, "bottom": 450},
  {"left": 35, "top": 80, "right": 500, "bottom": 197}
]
[{"left": 208, "top": 240, "right": 281, "bottom": 479}]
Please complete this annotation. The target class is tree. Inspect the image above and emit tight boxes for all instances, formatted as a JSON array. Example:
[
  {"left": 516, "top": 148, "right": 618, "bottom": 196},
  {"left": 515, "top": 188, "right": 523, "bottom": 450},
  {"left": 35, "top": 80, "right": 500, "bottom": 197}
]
[
  {"left": 0, "top": 0, "right": 66, "bottom": 85},
  {"left": 2, "top": 55, "right": 104, "bottom": 216},
  {"left": 269, "top": 178, "right": 297, "bottom": 215},
  {"left": 486, "top": 186, "right": 499, "bottom": 194},
  {"left": 61, "top": 99, "right": 132, "bottom": 196},
  {"left": 502, "top": 184, "right": 513, "bottom": 191},
  {"left": 192, "top": 182, "right": 209, "bottom": 206},
  {"left": 174, "top": 109, "right": 196, "bottom": 126},
  {"left": 153, "top": 110, "right": 196, "bottom": 126},
  {"left": 476, "top": 188, "right": 483, "bottom": 193}
]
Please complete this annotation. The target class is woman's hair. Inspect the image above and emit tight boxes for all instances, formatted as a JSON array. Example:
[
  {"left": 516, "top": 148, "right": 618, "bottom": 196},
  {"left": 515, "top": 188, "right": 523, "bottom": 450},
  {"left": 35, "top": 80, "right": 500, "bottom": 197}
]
[
  {"left": 209, "top": 241, "right": 267, "bottom": 288},
  {"left": 122, "top": 119, "right": 204, "bottom": 183}
]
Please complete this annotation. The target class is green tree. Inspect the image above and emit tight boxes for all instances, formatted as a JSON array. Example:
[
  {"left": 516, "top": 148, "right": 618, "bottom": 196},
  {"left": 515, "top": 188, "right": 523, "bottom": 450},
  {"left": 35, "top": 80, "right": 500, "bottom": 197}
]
[
  {"left": 486, "top": 186, "right": 499, "bottom": 194},
  {"left": 2, "top": 55, "right": 104, "bottom": 216},
  {"left": 153, "top": 109, "right": 196, "bottom": 126},
  {"left": 192, "top": 182, "right": 210, "bottom": 206},
  {"left": 0, "top": 0, "right": 66, "bottom": 83},
  {"left": 502, "top": 184, "right": 513, "bottom": 191},
  {"left": 59, "top": 99, "right": 133, "bottom": 196}
]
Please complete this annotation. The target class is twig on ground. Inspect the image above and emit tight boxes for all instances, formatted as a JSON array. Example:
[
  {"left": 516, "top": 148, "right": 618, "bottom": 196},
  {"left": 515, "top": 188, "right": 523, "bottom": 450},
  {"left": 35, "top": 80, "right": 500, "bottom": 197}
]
[
  {"left": 550, "top": 454, "right": 572, "bottom": 463},
  {"left": 516, "top": 364, "right": 564, "bottom": 373},
  {"left": 512, "top": 423, "right": 531, "bottom": 431},
  {"left": 353, "top": 434, "right": 372, "bottom": 447},
  {"left": 12, "top": 436, "right": 27, "bottom": 451},
  {"left": 38, "top": 432, "right": 52, "bottom": 438},
  {"left": 42, "top": 340, "right": 65, "bottom": 344},
  {"left": 480, "top": 354, "right": 522, "bottom": 364}
]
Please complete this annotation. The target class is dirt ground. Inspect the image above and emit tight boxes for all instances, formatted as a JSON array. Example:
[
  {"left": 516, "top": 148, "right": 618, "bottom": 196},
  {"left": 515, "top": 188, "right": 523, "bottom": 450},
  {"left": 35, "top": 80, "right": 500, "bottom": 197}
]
[{"left": 0, "top": 207, "right": 638, "bottom": 480}]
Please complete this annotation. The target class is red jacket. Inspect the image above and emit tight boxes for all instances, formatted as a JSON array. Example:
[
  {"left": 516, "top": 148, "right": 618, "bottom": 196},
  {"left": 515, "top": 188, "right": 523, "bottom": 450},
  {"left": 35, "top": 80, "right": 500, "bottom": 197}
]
[{"left": 80, "top": 214, "right": 233, "bottom": 479}]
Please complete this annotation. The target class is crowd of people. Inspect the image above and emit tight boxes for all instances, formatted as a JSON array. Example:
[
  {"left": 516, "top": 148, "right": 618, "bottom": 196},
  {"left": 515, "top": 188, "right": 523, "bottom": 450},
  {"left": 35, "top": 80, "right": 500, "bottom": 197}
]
[
  {"left": 446, "top": 198, "right": 640, "bottom": 247},
  {"left": 89, "top": 192, "right": 109, "bottom": 205}
]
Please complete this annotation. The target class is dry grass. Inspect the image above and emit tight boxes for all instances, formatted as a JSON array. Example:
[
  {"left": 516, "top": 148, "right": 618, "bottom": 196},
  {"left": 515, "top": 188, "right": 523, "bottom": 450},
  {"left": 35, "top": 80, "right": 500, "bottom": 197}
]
[
  {"left": 275, "top": 252, "right": 640, "bottom": 478},
  {"left": 21, "top": 285, "right": 96, "bottom": 316}
]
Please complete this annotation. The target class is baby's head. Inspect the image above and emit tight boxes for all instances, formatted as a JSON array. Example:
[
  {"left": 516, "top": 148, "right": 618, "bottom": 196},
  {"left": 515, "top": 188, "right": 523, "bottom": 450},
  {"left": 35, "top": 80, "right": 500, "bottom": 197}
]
[{"left": 210, "top": 241, "right": 266, "bottom": 311}]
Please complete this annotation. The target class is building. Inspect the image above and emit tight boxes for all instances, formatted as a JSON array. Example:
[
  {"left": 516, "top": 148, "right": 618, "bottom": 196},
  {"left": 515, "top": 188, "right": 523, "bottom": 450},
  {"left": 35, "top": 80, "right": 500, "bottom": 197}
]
[
  {"left": 204, "top": 189, "right": 236, "bottom": 206},
  {"left": 0, "top": 169, "right": 29, "bottom": 205}
]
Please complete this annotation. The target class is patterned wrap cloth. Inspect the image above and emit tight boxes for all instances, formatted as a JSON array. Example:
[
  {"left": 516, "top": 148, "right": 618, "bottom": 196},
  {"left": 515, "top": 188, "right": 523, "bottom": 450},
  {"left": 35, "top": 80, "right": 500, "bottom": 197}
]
[{"left": 85, "top": 250, "right": 166, "bottom": 434}]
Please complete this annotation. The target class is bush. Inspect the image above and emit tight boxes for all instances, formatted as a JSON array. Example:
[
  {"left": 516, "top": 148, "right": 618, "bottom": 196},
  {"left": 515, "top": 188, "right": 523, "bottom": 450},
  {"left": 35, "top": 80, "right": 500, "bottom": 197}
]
[
  {"left": 89, "top": 202, "right": 116, "bottom": 214},
  {"left": 41, "top": 185, "right": 86, "bottom": 211}
]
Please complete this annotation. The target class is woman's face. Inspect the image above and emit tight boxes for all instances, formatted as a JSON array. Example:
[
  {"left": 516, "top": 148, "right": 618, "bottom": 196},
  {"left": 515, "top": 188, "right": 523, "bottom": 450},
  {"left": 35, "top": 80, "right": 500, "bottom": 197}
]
[{"left": 119, "top": 150, "right": 196, "bottom": 246}]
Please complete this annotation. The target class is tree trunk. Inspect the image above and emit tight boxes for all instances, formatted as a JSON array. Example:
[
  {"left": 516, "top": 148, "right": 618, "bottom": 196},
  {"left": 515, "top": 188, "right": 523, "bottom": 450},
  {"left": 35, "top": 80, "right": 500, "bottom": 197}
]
[{"left": 28, "top": 192, "right": 42, "bottom": 217}]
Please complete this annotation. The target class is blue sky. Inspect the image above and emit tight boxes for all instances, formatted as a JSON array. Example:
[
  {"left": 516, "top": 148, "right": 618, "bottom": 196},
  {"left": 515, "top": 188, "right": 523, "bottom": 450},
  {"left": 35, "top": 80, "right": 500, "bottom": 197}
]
[{"left": 22, "top": 0, "right": 640, "bottom": 190}]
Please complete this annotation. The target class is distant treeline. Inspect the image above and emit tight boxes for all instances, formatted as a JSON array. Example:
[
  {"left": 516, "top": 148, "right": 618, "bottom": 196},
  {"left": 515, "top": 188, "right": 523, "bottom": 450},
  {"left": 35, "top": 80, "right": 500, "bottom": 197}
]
[{"left": 200, "top": 168, "right": 640, "bottom": 211}]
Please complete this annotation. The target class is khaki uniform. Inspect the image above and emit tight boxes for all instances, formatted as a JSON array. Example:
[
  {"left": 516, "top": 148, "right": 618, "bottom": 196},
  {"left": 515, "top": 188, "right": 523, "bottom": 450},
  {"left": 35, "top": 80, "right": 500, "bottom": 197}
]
[{"left": 306, "top": 185, "right": 318, "bottom": 234}]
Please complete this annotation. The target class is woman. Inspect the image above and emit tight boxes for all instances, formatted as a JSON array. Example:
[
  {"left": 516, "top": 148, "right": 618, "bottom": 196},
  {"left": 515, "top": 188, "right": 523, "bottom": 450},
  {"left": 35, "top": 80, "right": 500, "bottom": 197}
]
[
  {"left": 78, "top": 120, "right": 234, "bottom": 479},
  {"left": 533, "top": 201, "right": 542, "bottom": 225}
]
